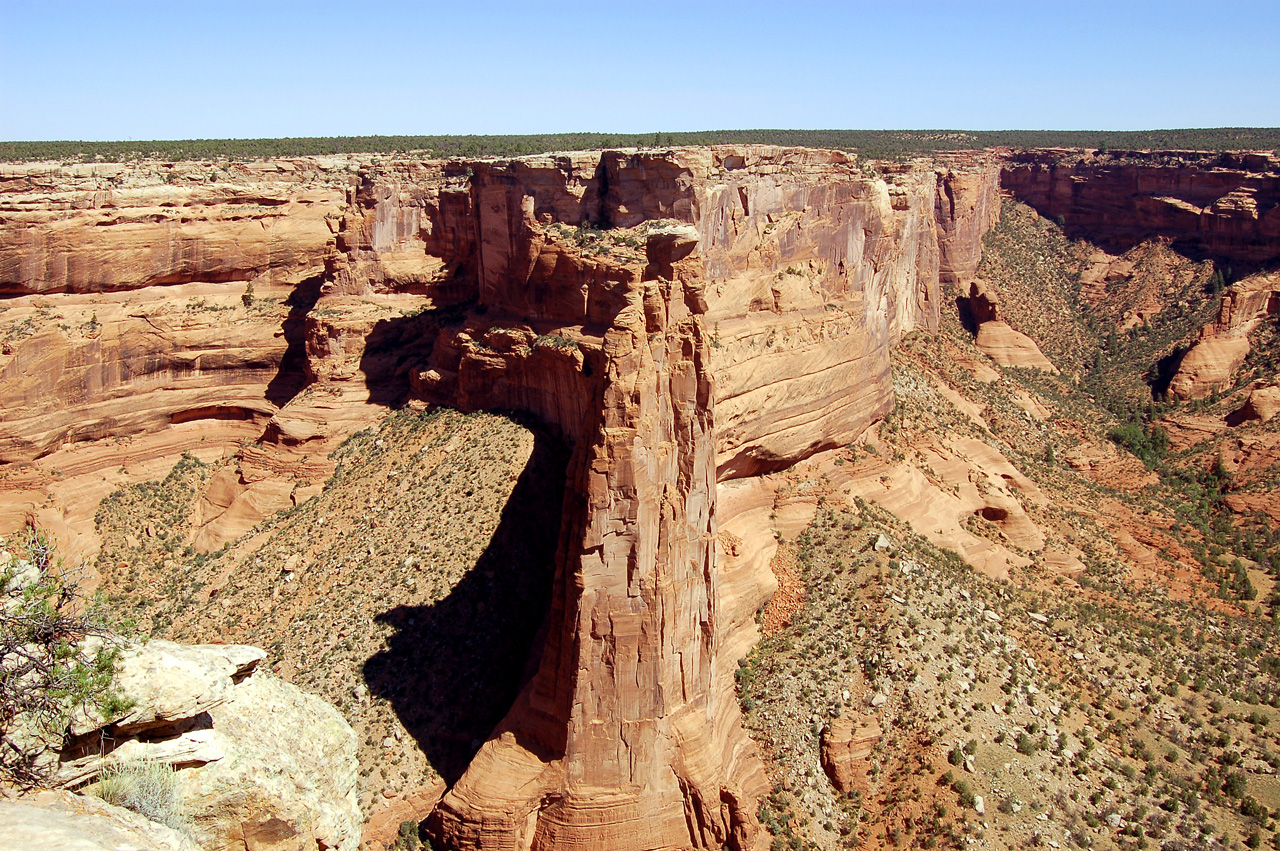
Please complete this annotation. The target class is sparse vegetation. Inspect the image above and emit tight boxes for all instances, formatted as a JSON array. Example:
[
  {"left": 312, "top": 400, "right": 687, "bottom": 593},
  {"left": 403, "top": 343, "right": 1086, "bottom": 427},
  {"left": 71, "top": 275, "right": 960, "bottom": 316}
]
[
  {"left": 0, "top": 527, "right": 130, "bottom": 787},
  {"left": 93, "top": 758, "right": 185, "bottom": 831}
]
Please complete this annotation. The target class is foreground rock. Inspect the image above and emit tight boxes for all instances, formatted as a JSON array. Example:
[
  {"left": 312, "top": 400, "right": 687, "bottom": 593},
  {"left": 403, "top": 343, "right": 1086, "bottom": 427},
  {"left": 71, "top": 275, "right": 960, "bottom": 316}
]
[
  {"left": 180, "top": 672, "right": 361, "bottom": 851},
  {"left": 0, "top": 790, "right": 201, "bottom": 851},
  {"left": 54, "top": 640, "right": 361, "bottom": 851}
]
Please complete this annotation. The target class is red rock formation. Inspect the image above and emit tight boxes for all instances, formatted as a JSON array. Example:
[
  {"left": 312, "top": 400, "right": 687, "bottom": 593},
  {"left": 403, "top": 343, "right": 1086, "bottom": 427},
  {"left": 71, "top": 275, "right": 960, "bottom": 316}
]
[
  {"left": 0, "top": 161, "right": 340, "bottom": 295},
  {"left": 0, "top": 146, "right": 1004, "bottom": 850},
  {"left": 423, "top": 234, "right": 767, "bottom": 851},
  {"left": 1238, "top": 382, "right": 1280, "bottom": 422},
  {"left": 820, "top": 715, "right": 882, "bottom": 795},
  {"left": 934, "top": 154, "right": 1002, "bottom": 284},
  {"left": 1001, "top": 149, "right": 1280, "bottom": 266},
  {"left": 963, "top": 280, "right": 1058, "bottom": 373},
  {"left": 1169, "top": 271, "right": 1280, "bottom": 399}
]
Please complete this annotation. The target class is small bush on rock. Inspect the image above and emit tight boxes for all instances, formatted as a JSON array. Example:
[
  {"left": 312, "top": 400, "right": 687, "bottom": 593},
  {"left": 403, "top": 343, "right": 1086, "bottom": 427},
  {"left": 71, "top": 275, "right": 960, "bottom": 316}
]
[{"left": 95, "top": 758, "right": 185, "bottom": 830}]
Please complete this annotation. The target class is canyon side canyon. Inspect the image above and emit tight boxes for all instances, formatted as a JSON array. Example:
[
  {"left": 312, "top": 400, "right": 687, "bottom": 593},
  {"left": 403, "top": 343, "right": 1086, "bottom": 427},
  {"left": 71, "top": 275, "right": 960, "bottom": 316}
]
[{"left": 2, "top": 145, "right": 1278, "bottom": 851}]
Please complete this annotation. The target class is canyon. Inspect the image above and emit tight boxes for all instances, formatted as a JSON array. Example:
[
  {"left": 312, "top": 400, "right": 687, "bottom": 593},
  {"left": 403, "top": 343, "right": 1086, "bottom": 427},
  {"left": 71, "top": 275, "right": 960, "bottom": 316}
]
[{"left": 2, "top": 145, "right": 1278, "bottom": 851}]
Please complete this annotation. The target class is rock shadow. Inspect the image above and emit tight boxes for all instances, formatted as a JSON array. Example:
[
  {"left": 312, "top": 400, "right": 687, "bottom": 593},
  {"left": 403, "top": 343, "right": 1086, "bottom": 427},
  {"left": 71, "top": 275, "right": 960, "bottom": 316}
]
[
  {"left": 955, "top": 293, "right": 979, "bottom": 336},
  {"left": 265, "top": 276, "right": 323, "bottom": 407},
  {"left": 358, "top": 299, "right": 473, "bottom": 408},
  {"left": 1147, "top": 345, "right": 1188, "bottom": 400},
  {"left": 362, "top": 423, "right": 567, "bottom": 784}
]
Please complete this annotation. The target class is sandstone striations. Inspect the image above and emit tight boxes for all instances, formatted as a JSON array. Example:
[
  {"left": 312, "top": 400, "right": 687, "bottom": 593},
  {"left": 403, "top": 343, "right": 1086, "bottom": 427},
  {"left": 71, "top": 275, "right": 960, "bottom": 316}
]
[
  {"left": 1001, "top": 149, "right": 1280, "bottom": 266},
  {"left": 0, "top": 146, "right": 1006, "bottom": 850}
]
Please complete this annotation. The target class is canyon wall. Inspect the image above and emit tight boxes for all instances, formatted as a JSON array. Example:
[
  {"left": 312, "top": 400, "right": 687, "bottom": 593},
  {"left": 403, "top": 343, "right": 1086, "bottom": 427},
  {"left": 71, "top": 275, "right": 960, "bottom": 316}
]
[
  {"left": 1001, "top": 149, "right": 1280, "bottom": 266},
  {"left": 0, "top": 147, "right": 1001, "bottom": 849}
]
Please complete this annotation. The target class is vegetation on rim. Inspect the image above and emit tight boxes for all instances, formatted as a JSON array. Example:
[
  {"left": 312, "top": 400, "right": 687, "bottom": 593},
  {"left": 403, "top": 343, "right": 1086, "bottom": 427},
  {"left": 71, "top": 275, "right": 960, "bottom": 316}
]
[{"left": 3, "top": 128, "right": 1279, "bottom": 164}]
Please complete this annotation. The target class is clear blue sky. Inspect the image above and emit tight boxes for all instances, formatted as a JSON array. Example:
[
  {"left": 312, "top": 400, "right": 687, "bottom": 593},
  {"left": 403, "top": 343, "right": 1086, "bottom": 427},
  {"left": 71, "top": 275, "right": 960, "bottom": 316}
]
[{"left": 2, "top": 0, "right": 1276, "bottom": 140}]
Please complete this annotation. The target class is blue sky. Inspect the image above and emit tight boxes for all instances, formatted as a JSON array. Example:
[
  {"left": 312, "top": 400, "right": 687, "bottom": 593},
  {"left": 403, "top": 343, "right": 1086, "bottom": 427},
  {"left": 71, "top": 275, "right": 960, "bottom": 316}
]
[{"left": 1, "top": 0, "right": 1276, "bottom": 140}]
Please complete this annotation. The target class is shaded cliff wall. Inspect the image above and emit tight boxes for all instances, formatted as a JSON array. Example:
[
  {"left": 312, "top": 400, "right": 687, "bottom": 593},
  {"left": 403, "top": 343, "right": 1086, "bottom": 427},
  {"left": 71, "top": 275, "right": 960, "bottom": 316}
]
[{"left": 1001, "top": 149, "right": 1280, "bottom": 266}]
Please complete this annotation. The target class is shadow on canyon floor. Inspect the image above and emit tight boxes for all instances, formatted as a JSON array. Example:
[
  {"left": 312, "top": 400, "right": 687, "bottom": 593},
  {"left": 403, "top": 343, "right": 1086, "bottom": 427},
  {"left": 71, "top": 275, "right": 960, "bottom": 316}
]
[{"left": 361, "top": 424, "right": 567, "bottom": 784}]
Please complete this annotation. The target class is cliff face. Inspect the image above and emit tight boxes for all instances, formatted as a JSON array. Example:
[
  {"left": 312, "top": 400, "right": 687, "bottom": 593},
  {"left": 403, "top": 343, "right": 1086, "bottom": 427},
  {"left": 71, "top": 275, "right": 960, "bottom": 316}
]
[
  {"left": 0, "top": 147, "right": 1001, "bottom": 850},
  {"left": 346, "top": 146, "right": 1001, "bottom": 850},
  {"left": 0, "top": 160, "right": 341, "bottom": 295},
  {"left": 1001, "top": 149, "right": 1280, "bottom": 266},
  {"left": 1168, "top": 270, "right": 1280, "bottom": 399}
]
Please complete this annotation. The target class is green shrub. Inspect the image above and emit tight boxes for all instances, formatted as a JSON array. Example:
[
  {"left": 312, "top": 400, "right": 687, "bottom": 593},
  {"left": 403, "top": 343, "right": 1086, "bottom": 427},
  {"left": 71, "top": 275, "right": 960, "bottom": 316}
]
[
  {"left": 1107, "top": 420, "right": 1169, "bottom": 470},
  {"left": 1, "top": 527, "right": 130, "bottom": 786}
]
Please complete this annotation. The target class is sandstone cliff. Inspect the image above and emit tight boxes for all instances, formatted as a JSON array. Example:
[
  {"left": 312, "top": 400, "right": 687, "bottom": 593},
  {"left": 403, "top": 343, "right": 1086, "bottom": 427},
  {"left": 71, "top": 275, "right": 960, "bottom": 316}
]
[
  {"left": 1168, "top": 270, "right": 1280, "bottom": 399},
  {"left": 1001, "top": 149, "right": 1280, "bottom": 266},
  {"left": 0, "top": 147, "right": 1002, "bottom": 850}
]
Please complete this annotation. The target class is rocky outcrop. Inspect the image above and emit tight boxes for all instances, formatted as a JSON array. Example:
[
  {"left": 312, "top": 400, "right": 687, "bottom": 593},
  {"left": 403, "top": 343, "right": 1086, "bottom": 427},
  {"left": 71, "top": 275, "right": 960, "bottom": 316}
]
[
  {"left": 1169, "top": 271, "right": 1280, "bottom": 399},
  {"left": 1001, "top": 149, "right": 1280, "bottom": 266},
  {"left": 819, "top": 715, "right": 882, "bottom": 795},
  {"left": 963, "top": 280, "right": 1058, "bottom": 372},
  {"left": 356, "top": 147, "right": 1000, "bottom": 850},
  {"left": 50, "top": 639, "right": 361, "bottom": 851},
  {"left": 934, "top": 155, "right": 1002, "bottom": 284},
  {"left": 414, "top": 187, "right": 767, "bottom": 851},
  {"left": 1237, "top": 382, "right": 1280, "bottom": 422}
]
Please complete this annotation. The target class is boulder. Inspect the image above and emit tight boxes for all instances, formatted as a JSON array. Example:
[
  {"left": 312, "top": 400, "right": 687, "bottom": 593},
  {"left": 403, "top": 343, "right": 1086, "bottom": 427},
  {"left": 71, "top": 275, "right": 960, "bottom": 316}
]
[
  {"left": 72, "top": 640, "right": 265, "bottom": 736},
  {"left": 820, "top": 715, "right": 882, "bottom": 794},
  {"left": 1168, "top": 335, "right": 1251, "bottom": 400},
  {"left": 1238, "top": 383, "right": 1280, "bottom": 422},
  {"left": 53, "top": 639, "right": 360, "bottom": 851},
  {"left": 179, "top": 671, "right": 361, "bottom": 851}
]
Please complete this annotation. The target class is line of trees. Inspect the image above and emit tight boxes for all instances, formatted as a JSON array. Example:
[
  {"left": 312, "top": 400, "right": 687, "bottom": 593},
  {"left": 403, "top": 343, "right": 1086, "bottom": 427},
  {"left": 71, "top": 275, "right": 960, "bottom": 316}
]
[{"left": 3, "top": 128, "right": 1279, "bottom": 164}]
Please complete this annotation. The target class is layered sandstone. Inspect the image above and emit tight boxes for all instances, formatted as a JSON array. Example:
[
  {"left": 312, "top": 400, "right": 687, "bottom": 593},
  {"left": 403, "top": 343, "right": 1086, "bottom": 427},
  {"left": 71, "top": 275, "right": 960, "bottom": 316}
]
[
  {"left": 1001, "top": 149, "right": 1280, "bottom": 266},
  {"left": 1168, "top": 270, "right": 1280, "bottom": 399},
  {"left": 0, "top": 146, "right": 1003, "bottom": 850}
]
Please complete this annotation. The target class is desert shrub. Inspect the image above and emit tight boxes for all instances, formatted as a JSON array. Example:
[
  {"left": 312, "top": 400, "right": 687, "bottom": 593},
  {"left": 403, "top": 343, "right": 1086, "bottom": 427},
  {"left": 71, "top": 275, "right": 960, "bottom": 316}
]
[
  {"left": 95, "top": 758, "right": 184, "bottom": 829},
  {"left": 1108, "top": 420, "right": 1169, "bottom": 469}
]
